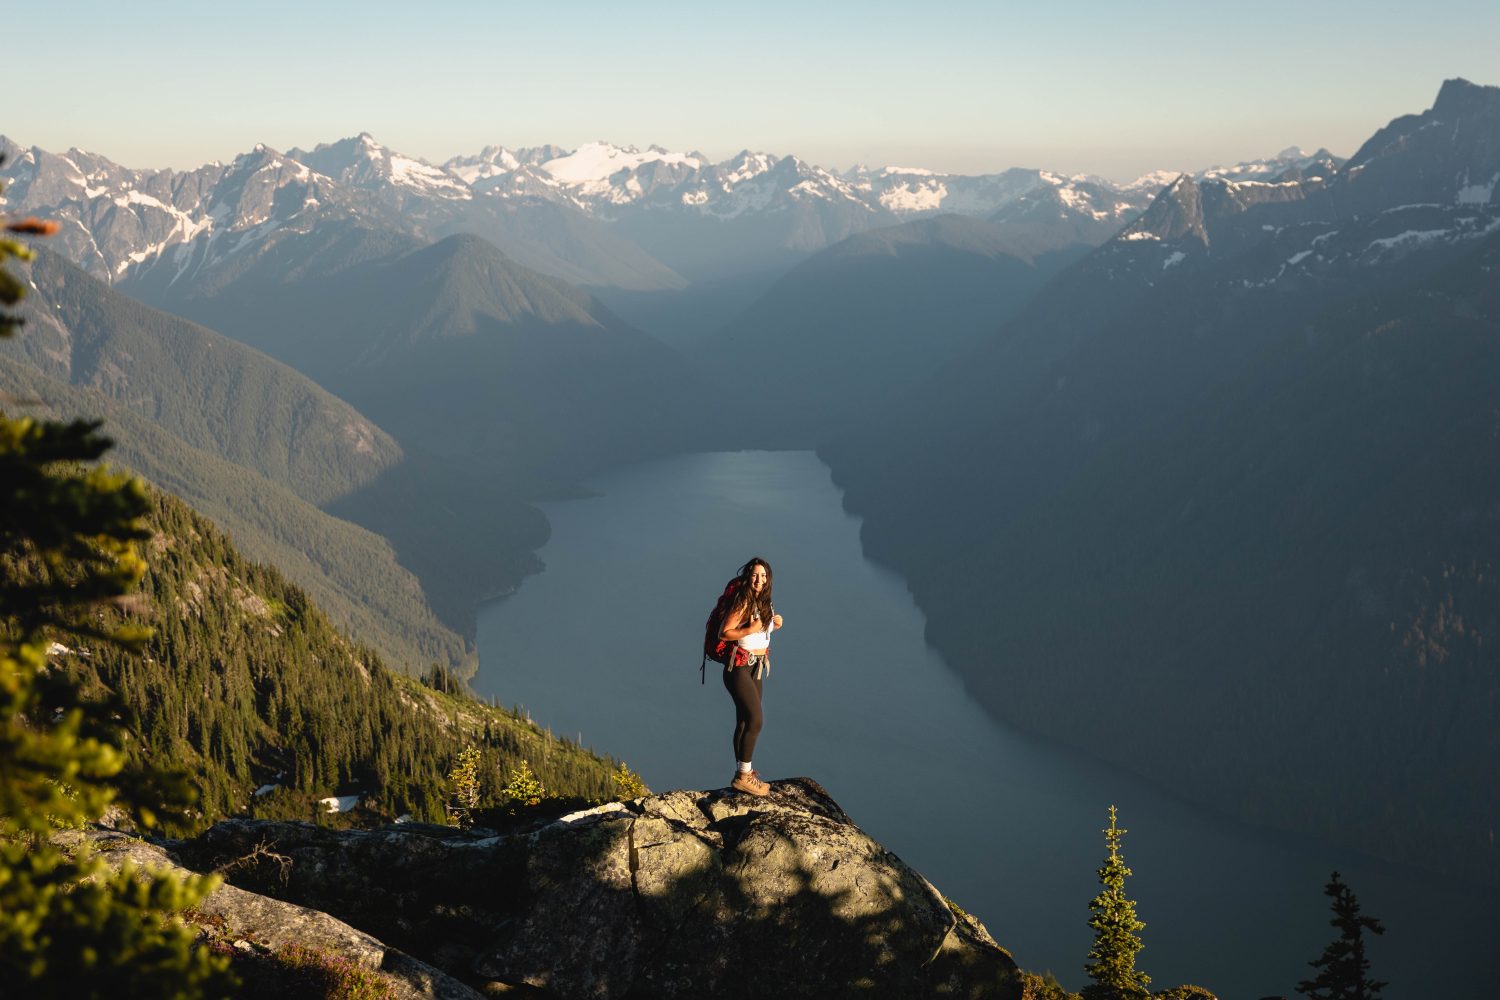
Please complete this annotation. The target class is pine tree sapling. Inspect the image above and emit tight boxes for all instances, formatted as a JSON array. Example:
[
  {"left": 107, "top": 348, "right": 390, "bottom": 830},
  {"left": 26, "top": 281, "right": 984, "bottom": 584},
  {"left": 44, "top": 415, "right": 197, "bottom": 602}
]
[
  {"left": 1296, "top": 871, "right": 1386, "bottom": 1000},
  {"left": 446, "top": 744, "right": 483, "bottom": 827},
  {"left": 611, "top": 761, "right": 647, "bottom": 800},
  {"left": 501, "top": 759, "right": 546, "bottom": 809},
  {"left": 1083, "top": 805, "right": 1150, "bottom": 1000}
]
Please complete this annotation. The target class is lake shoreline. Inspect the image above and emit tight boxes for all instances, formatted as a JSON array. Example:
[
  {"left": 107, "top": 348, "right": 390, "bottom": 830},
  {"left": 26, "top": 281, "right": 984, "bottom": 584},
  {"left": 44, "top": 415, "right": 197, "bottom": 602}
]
[{"left": 474, "top": 450, "right": 1487, "bottom": 1000}]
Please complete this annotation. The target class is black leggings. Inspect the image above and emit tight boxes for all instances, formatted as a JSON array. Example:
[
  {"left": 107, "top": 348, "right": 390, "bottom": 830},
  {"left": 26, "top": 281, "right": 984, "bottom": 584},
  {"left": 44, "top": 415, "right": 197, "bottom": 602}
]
[{"left": 722, "top": 664, "right": 765, "bottom": 764}]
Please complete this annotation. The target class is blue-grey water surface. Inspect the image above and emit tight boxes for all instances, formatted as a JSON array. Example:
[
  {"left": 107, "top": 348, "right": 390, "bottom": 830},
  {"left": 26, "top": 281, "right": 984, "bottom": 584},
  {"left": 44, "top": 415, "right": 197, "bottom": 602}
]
[{"left": 474, "top": 450, "right": 1487, "bottom": 999}]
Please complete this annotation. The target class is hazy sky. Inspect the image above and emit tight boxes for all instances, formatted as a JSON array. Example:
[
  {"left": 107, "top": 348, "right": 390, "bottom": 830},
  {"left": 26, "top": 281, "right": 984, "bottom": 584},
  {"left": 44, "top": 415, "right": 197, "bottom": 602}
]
[{"left": 9, "top": 0, "right": 1499, "bottom": 181}]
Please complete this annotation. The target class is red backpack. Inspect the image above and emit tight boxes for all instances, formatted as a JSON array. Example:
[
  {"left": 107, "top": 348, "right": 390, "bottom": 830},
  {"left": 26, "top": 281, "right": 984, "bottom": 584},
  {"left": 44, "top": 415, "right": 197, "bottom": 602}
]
[{"left": 700, "top": 576, "right": 744, "bottom": 682}]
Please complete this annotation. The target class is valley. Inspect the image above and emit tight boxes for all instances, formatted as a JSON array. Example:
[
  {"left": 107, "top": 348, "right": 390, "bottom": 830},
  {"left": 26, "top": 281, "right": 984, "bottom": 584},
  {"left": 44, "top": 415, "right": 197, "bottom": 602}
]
[{"left": 3, "top": 73, "right": 1499, "bottom": 997}]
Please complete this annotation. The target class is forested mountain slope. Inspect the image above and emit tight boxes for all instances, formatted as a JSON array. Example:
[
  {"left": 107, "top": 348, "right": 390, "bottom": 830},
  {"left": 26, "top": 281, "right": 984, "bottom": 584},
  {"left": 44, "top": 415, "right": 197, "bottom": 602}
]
[
  {"left": 0, "top": 354, "right": 470, "bottom": 673},
  {"left": 119, "top": 228, "right": 703, "bottom": 630},
  {"left": 8, "top": 486, "right": 620, "bottom": 831},
  {"left": 820, "top": 79, "right": 1500, "bottom": 884},
  {"left": 9, "top": 250, "right": 402, "bottom": 505},
  {"left": 134, "top": 229, "right": 701, "bottom": 475},
  {"left": 1, "top": 252, "right": 473, "bottom": 672}
]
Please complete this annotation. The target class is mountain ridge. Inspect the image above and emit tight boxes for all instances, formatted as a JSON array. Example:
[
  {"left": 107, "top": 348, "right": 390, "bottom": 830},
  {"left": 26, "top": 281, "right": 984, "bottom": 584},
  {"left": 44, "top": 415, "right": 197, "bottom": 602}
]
[
  {"left": 1, "top": 248, "right": 476, "bottom": 674},
  {"left": 3, "top": 130, "right": 1333, "bottom": 293},
  {"left": 817, "top": 77, "right": 1500, "bottom": 885},
  {"left": 9, "top": 249, "right": 402, "bottom": 505},
  {"left": 700, "top": 213, "right": 1093, "bottom": 444}
]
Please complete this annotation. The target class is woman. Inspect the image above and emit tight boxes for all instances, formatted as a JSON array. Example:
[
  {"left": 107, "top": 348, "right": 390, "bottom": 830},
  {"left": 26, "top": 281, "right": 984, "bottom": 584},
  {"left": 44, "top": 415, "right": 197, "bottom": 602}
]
[{"left": 719, "top": 557, "right": 784, "bottom": 797}]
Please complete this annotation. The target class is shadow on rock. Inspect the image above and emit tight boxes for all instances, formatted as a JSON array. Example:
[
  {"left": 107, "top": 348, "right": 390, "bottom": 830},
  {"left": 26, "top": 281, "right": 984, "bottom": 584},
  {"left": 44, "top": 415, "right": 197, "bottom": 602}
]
[{"left": 174, "top": 777, "right": 1023, "bottom": 999}]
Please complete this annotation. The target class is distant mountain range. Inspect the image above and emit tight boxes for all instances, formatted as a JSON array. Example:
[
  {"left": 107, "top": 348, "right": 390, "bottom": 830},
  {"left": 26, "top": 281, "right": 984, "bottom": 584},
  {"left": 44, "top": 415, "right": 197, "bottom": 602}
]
[
  {"left": 820, "top": 77, "right": 1500, "bottom": 884},
  {"left": 0, "top": 129, "right": 1349, "bottom": 351},
  {"left": 0, "top": 131, "right": 1341, "bottom": 294}
]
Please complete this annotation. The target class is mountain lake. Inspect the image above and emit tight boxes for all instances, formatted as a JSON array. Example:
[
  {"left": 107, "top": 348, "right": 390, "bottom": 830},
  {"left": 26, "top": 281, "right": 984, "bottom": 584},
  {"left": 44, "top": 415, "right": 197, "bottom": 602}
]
[{"left": 474, "top": 449, "right": 1488, "bottom": 1000}]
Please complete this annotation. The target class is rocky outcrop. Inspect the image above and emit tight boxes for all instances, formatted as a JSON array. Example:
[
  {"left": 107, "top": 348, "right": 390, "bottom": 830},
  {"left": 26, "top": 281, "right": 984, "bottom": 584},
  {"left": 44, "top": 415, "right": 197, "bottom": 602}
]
[
  {"left": 166, "top": 778, "right": 1022, "bottom": 999},
  {"left": 69, "top": 828, "right": 484, "bottom": 1000}
]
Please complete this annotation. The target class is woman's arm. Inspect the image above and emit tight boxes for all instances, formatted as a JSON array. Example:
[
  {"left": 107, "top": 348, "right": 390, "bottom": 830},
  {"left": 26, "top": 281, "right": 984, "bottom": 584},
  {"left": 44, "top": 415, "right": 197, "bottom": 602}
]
[{"left": 719, "top": 601, "right": 765, "bottom": 642}]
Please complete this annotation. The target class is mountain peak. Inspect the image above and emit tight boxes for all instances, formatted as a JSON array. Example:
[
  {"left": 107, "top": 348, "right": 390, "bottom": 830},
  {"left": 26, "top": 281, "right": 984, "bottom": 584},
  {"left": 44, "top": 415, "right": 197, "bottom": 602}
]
[
  {"left": 285, "top": 134, "right": 467, "bottom": 198},
  {"left": 1432, "top": 76, "right": 1500, "bottom": 118},
  {"left": 1118, "top": 173, "right": 1208, "bottom": 246},
  {"left": 1124, "top": 168, "right": 1185, "bottom": 193},
  {"left": 231, "top": 144, "right": 291, "bottom": 170},
  {"left": 423, "top": 230, "right": 502, "bottom": 260},
  {"left": 328, "top": 133, "right": 385, "bottom": 157},
  {"left": 1341, "top": 77, "right": 1500, "bottom": 206}
]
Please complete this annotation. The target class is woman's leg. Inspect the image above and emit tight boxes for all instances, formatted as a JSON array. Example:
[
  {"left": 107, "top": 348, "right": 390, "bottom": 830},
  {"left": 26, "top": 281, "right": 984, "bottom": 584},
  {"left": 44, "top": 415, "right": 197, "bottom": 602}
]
[{"left": 722, "top": 664, "right": 764, "bottom": 764}]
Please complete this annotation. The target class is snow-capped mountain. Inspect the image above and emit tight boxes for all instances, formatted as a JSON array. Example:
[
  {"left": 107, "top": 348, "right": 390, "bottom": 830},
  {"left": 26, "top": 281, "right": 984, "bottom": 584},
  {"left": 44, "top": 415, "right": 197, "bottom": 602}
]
[
  {"left": 0, "top": 134, "right": 685, "bottom": 291},
  {"left": 0, "top": 126, "right": 1380, "bottom": 293},
  {"left": 1118, "top": 147, "right": 1346, "bottom": 193},
  {"left": 1077, "top": 78, "right": 1499, "bottom": 297},
  {"left": 442, "top": 141, "right": 868, "bottom": 221},
  {"left": 445, "top": 144, "right": 565, "bottom": 185},
  {"left": 843, "top": 164, "right": 1139, "bottom": 220},
  {"left": 0, "top": 138, "right": 362, "bottom": 284},
  {"left": 431, "top": 141, "right": 1169, "bottom": 280},
  {"left": 287, "top": 133, "right": 470, "bottom": 200},
  {"left": 440, "top": 140, "right": 1160, "bottom": 226},
  {"left": 1196, "top": 145, "right": 1343, "bottom": 184}
]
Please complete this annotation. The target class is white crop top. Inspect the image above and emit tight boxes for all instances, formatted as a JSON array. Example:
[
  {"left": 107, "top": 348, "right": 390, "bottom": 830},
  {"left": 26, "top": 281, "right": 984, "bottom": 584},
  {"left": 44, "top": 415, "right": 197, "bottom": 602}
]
[{"left": 737, "top": 628, "right": 770, "bottom": 653}]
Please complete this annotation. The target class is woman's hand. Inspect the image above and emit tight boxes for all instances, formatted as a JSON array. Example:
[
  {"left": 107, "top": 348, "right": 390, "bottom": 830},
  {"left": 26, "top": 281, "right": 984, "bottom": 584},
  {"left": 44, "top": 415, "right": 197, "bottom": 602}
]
[
  {"left": 721, "top": 602, "right": 762, "bottom": 642},
  {"left": 771, "top": 614, "right": 784, "bottom": 630}
]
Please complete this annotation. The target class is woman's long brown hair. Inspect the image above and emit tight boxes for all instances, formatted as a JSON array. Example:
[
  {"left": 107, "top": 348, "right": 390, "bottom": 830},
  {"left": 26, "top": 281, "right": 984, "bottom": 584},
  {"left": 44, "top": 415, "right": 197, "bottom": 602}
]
[{"left": 734, "top": 557, "right": 774, "bottom": 626}]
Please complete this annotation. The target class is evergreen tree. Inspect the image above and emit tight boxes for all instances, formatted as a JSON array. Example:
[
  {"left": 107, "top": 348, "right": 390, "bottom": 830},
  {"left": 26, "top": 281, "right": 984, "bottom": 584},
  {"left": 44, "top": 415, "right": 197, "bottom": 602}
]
[
  {"left": 1296, "top": 871, "right": 1386, "bottom": 1000},
  {"left": 446, "top": 744, "right": 482, "bottom": 828},
  {"left": 0, "top": 186, "right": 233, "bottom": 996},
  {"left": 1082, "top": 805, "right": 1150, "bottom": 1000},
  {"left": 500, "top": 758, "right": 546, "bottom": 811}
]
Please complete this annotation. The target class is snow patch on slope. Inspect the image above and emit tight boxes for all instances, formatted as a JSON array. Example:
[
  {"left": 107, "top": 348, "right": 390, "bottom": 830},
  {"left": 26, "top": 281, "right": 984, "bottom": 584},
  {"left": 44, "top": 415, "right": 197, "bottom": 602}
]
[
  {"left": 542, "top": 142, "right": 706, "bottom": 184},
  {"left": 1366, "top": 228, "right": 1451, "bottom": 252},
  {"left": 1457, "top": 171, "right": 1498, "bottom": 205},
  {"left": 878, "top": 181, "right": 948, "bottom": 213}
]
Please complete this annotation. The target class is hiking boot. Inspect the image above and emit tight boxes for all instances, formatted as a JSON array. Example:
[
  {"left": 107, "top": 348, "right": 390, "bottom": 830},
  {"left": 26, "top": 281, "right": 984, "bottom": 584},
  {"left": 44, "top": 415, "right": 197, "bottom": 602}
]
[{"left": 731, "top": 771, "right": 770, "bottom": 797}]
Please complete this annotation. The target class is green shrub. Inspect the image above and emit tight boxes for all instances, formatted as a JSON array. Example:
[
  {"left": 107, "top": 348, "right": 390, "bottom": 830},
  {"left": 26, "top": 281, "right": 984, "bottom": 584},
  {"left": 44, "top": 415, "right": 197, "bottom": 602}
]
[
  {"left": 610, "top": 762, "right": 648, "bottom": 800},
  {"left": 225, "top": 941, "right": 394, "bottom": 1000},
  {"left": 1022, "top": 969, "right": 1081, "bottom": 1000}
]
